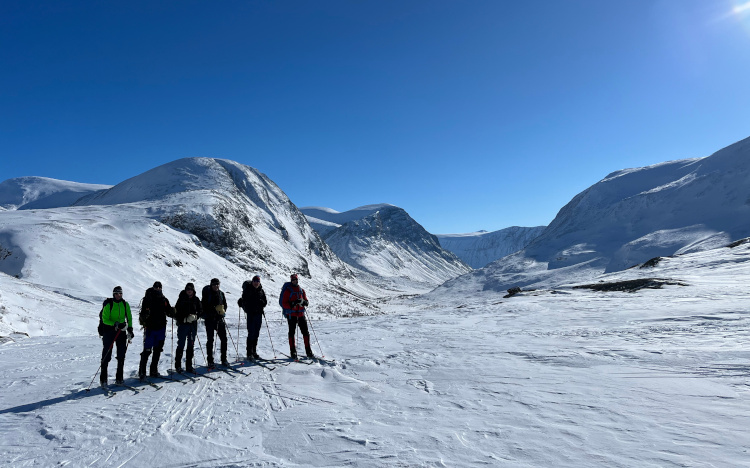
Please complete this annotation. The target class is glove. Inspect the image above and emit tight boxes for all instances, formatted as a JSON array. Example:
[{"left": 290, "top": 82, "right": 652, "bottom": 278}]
[
  {"left": 187, "top": 314, "right": 197, "bottom": 323},
  {"left": 114, "top": 321, "right": 127, "bottom": 331},
  {"left": 291, "top": 299, "right": 302, "bottom": 307},
  {"left": 237, "top": 298, "right": 243, "bottom": 308},
  {"left": 302, "top": 299, "right": 309, "bottom": 307},
  {"left": 215, "top": 305, "right": 226, "bottom": 316},
  {"left": 127, "top": 327, "right": 134, "bottom": 340},
  {"left": 167, "top": 307, "right": 176, "bottom": 318},
  {"left": 97, "top": 322, "right": 105, "bottom": 337}
]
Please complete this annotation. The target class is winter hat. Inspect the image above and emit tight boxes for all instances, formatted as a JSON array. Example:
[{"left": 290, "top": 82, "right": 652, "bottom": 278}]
[
  {"left": 153, "top": 281, "right": 162, "bottom": 289},
  {"left": 252, "top": 275, "right": 261, "bottom": 282},
  {"left": 210, "top": 278, "right": 221, "bottom": 286},
  {"left": 185, "top": 282, "right": 195, "bottom": 291},
  {"left": 290, "top": 274, "right": 298, "bottom": 280},
  {"left": 113, "top": 286, "right": 123, "bottom": 294}
]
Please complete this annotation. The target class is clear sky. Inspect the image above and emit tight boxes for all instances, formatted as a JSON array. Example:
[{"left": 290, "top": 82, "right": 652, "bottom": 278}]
[{"left": 2, "top": 1, "right": 750, "bottom": 234}]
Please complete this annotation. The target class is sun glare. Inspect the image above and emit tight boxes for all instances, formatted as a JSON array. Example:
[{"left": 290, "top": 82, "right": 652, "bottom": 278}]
[{"left": 734, "top": 1, "right": 750, "bottom": 14}]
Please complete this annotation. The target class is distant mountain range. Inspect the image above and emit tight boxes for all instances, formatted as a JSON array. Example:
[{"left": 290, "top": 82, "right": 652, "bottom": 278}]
[
  {"left": 0, "top": 158, "right": 382, "bottom": 321},
  {"left": 0, "top": 177, "right": 111, "bottom": 211},
  {"left": 302, "top": 205, "right": 471, "bottom": 288},
  {"left": 438, "top": 136, "right": 750, "bottom": 295},
  {"left": 3, "top": 133, "right": 749, "bottom": 327},
  {"left": 436, "top": 227, "right": 546, "bottom": 269}
]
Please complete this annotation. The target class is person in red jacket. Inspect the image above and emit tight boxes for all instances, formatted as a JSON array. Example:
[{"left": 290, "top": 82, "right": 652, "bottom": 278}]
[{"left": 280, "top": 273, "right": 312, "bottom": 359}]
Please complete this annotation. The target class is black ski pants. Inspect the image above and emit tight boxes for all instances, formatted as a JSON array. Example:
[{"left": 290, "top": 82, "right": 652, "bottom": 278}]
[
  {"left": 101, "top": 327, "right": 127, "bottom": 364},
  {"left": 205, "top": 319, "right": 227, "bottom": 363}
]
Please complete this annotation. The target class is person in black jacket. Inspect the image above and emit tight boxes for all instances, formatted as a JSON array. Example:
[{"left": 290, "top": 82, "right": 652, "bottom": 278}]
[
  {"left": 138, "top": 281, "right": 173, "bottom": 380},
  {"left": 173, "top": 282, "right": 202, "bottom": 373},
  {"left": 238, "top": 275, "right": 267, "bottom": 360},
  {"left": 201, "top": 278, "right": 229, "bottom": 367}
]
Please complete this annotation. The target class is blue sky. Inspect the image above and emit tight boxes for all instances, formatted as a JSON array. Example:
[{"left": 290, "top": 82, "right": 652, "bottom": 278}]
[{"left": 2, "top": 0, "right": 750, "bottom": 234}]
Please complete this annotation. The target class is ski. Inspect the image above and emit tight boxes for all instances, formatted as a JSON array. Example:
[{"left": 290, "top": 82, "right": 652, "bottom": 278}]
[
  {"left": 279, "top": 352, "right": 311, "bottom": 364},
  {"left": 197, "top": 367, "right": 221, "bottom": 380},
  {"left": 248, "top": 360, "right": 276, "bottom": 371},
  {"left": 112, "top": 382, "right": 140, "bottom": 394},
  {"left": 218, "top": 363, "right": 249, "bottom": 376},
  {"left": 169, "top": 369, "right": 197, "bottom": 383},
  {"left": 305, "top": 356, "right": 336, "bottom": 367},
  {"left": 141, "top": 379, "right": 163, "bottom": 390}
]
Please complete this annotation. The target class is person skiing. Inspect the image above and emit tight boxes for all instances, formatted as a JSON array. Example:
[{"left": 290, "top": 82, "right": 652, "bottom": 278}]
[
  {"left": 201, "top": 278, "right": 229, "bottom": 367},
  {"left": 280, "top": 273, "right": 313, "bottom": 359},
  {"left": 99, "top": 286, "right": 134, "bottom": 386},
  {"left": 173, "top": 282, "right": 202, "bottom": 373},
  {"left": 138, "top": 281, "right": 172, "bottom": 380},
  {"left": 238, "top": 275, "right": 267, "bottom": 360}
]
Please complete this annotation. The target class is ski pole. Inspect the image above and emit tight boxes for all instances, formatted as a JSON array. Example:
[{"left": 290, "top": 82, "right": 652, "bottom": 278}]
[
  {"left": 237, "top": 305, "right": 242, "bottom": 359},
  {"left": 262, "top": 311, "right": 277, "bottom": 358},
  {"left": 171, "top": 317, "right": 175, "bottom": 372},
  {"left": 306, "top": 312, "right": 325, "bottom": 358},
  {"left": 224, "top": 318, "right": 241, "bottom": 362},
  {"left": 196, "top": 326, "right": 207, "bottom": 366},
  {"left": 86, "top": 328, "right": 121, "bottom": 392}
]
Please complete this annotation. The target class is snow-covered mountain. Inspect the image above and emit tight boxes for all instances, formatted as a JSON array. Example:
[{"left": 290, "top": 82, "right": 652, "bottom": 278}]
[
  {"left": 439, "top": 136, "right": 750, "bottom": 294},
  {"left": 301, "top": 204, "right": 395, "bottom": 236},
  {"left": 302, "top": 204, "right": 471, "bottom": 289},
  {"left": 0, "top": 176, "right": 111, "bottom": 210},
  {"left": 436, "top": 226, "right": 546, "bottom": 269},
  {"left": 0, "top": 159, "right": 387, "bottom": 335}
]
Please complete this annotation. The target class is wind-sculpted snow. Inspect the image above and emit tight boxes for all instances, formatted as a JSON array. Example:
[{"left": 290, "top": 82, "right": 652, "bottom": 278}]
[
  {"left": 1, "top": 243, "right": 748, "bottom": 467},
  {"left": 437, "top": 226, "right": 546, "bottom": 268},
  {"left": 321, "top": 206, "right": 471, "bottom": 289},
  {"left": 0, "top": 177, "right": 111, "bottom": 210},
  {"left": 443, "top": 136, "right": 750, "bottom": 293}
]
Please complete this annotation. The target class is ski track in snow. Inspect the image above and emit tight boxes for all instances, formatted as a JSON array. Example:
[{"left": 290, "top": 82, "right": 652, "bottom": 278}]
[{"left": 1, "top": 280, "right": 749, "bottom": 467}]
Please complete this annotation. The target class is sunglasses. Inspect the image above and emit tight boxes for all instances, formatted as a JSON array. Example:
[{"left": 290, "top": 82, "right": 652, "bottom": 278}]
[
  {"left": 252, "top": 279, "right": 260, "bottom": 283},
  {"left": 114, "top": 292, "right": 123, "bottom": 295}
]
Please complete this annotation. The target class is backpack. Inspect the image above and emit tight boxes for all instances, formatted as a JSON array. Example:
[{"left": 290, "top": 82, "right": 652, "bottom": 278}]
[
  {"left": 138, "top": 288, "right": 152, "bottom": 328},
  {"left": 278, "top": 282, "right": 292, "bottom": 308},
  {"left": 98, "top": 298, "right": 114, "bottom": 336}
]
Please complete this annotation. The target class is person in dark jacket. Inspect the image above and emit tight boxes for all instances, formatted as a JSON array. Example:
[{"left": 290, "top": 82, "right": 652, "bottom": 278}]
[
  {"left": 138, "top": 281, "right": 172, "bottom": 379},
  {"left": 173, "top": 282, "right": 202, "bottom": 373},
  {"left": 99, "top": 285, "right": 134, "bottom": 386},
  {"left": 201, "top": 278, "right": 229, "bottom": 367},
  {"left": 280, "top": 273, "right": 312, "bottom": 359},
  {"left": 238, "top": 275, "right": 267, "bottom": 360}
]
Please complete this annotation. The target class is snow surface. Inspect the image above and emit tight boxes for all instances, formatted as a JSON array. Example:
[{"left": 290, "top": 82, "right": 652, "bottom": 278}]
[{"left": 1, "top": 242, "right": 749, "bottom": 467}]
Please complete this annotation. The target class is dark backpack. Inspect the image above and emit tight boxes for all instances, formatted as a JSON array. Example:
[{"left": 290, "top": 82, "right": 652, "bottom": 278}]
[
  {"left": 139, "top": 288, "right": 153, "bottom": 328},
  {"left": 98, "top": 298, "right": 114, "bottom": 336}
]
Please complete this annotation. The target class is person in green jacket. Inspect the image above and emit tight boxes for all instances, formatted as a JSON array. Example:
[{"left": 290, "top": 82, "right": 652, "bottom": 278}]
[{"left": 99, "top": 286, "right": 134, "bottom": 385}]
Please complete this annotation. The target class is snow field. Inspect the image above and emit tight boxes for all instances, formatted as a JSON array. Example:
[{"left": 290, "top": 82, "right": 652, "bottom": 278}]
[{"left": 1, "top": 266, "right": 749, "bottom": 467}]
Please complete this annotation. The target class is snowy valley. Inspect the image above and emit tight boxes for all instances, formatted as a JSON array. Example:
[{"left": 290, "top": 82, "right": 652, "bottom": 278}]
[{"left": 1, "top": 139, "right": 750, "bottom": 467}]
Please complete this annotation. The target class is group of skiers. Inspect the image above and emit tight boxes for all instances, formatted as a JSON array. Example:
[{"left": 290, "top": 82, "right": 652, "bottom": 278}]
[{"left": 98, "top": 273, "right": 311, "bottom": 386}]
